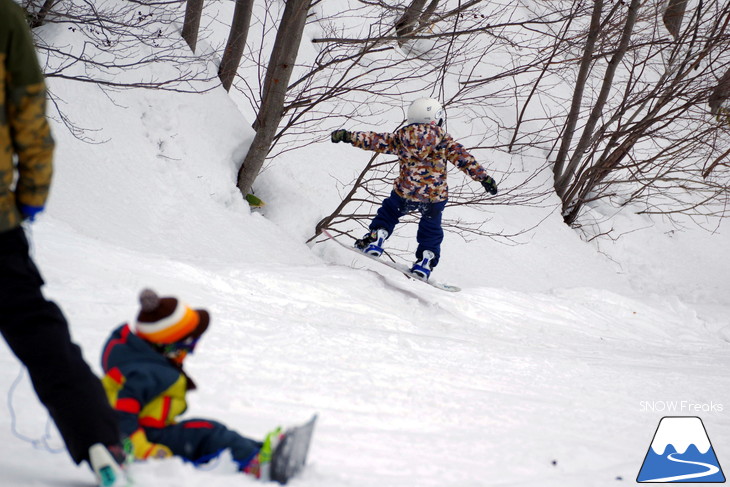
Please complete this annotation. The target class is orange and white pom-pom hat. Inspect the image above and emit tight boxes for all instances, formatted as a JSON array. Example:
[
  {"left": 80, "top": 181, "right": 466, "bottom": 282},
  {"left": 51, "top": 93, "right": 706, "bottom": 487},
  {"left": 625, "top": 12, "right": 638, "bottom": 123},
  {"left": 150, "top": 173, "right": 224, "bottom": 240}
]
[{"left": 134, "top": 289, "right": 210, "bottom": 344}]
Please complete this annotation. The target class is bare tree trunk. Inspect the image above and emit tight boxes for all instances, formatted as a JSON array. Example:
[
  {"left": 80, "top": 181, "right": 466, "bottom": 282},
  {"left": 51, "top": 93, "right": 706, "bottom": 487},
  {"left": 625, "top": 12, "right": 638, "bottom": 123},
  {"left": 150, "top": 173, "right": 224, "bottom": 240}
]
[
  {"left": 396, "top": 0, "right": 427, "bottom": 41},
  {"left": 182, "top": 0, "right": 204, "bottom": 52},
  {"left": 708, "top": 66, "right": 730, "bottom": 116},
  {"left": 555, "top": 0, "right": 641, "bottom": 203},
  {"left": 559, "top": 1, "right": 730, "bottom": 226},
  {"left": 562, "top": 120, "right": 651, "bottom": 226},
  {"left": 395, "top": 0, "right": 440, "bottom": 46},
  {"left": 237, "top": 0, "right": 310, "bottom": 197},
  {"left": 663, "top": 0, "right": 688, "bottom": 39},
  {"left": 218, "top": 0, "right": 254, "bottom": 92},
  {"left": 552, "top": 0, "right": 603, "bottom": 187},
  {"left": 28, "top": 0, "right": 59, "bottom": 28},
  {"left": 421, "top": 0, "right": 440, "bottom": 25}
]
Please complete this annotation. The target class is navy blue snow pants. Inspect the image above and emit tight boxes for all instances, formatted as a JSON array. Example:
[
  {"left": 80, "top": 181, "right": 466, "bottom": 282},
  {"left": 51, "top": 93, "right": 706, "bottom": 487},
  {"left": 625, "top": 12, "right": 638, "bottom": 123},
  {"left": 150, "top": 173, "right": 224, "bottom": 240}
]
[
  {"left": 145, "top": 419, "right": 262, "bottom": 469},
  {"left": 0, "top": 226, "right": 121, "bottom": 465},
  {"left": 370, "top": 191, "right": 447, "bottom": 267}
]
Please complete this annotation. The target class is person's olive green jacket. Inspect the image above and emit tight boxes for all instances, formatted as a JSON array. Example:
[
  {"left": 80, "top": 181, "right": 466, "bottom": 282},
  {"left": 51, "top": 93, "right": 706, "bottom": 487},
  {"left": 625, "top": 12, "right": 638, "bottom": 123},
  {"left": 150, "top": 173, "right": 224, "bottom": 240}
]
[{"left": 1, "top": 0, "right": 54, "bottom": 233}]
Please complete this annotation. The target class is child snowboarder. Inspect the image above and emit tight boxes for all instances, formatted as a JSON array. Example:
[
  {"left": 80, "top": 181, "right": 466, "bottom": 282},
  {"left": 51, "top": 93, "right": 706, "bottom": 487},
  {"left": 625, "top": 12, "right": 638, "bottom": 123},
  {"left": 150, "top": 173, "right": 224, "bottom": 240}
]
[
  {"left": 330, "top": 97, "right": 498, "bottom": 279},
  {"left": 100, "top": 289, "right": 280, "bottom": 480}
]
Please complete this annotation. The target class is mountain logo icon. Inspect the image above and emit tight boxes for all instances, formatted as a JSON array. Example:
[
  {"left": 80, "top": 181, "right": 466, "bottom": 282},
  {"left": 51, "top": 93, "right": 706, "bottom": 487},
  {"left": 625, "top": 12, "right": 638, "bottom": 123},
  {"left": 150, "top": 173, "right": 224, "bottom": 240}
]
[{"left": 637, "top": 416, "right": 725, "bottom": 483}]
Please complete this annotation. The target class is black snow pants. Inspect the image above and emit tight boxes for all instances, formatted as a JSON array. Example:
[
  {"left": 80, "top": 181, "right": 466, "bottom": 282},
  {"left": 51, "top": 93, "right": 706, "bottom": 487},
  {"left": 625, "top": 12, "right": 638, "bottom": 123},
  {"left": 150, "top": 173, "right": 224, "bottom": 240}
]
[{"left": 0, "top": 226, "right": 120, "bottom": 464}]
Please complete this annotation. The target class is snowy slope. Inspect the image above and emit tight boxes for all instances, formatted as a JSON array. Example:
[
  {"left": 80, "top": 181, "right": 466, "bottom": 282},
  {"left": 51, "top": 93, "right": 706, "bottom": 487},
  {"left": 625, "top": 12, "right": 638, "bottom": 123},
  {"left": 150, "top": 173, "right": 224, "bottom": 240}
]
[{"left": 1, "top": 3, "right": 729, "bottom": 487}]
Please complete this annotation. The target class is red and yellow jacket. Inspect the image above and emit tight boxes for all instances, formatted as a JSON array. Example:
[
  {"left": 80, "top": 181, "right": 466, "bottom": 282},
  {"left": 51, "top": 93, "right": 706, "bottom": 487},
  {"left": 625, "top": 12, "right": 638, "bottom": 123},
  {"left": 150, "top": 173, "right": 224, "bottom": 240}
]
[
  {"left": 0, "top": 0, "right": 54, "bottom": 232},
  {"left": 100, "top": 324, "right": 191, "bottom": 459},
  {"left": 349, "top": 123, "right": 488, "bottom": 203}
]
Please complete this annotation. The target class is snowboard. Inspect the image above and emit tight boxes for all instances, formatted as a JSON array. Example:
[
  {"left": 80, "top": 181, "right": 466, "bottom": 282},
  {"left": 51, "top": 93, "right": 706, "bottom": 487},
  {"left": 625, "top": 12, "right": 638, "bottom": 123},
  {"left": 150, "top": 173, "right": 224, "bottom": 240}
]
[
  {"left": 321, "top": 229, "right": 461, "bottom": 292},
  {"left": 270, "top": 414, "right": 318, "bottom": 484}
]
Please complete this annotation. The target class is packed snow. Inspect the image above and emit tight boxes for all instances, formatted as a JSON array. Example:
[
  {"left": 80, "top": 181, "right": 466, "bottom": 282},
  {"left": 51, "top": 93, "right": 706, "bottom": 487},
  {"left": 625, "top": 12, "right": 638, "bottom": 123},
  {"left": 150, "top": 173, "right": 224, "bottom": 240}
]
[{"left": 1, "top": 2, "right": 729, "bottom": 487}]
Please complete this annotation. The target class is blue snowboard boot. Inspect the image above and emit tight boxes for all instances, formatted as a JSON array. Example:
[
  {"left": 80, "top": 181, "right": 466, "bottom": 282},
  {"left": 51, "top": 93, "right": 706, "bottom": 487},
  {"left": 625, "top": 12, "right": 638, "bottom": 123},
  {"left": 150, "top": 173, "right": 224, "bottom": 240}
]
[
  {"left": 410, "top": 250, "right": 435, "bottom": 280},
  {"left": 354, "top": 228, "right": 388, "bottom": 257}
]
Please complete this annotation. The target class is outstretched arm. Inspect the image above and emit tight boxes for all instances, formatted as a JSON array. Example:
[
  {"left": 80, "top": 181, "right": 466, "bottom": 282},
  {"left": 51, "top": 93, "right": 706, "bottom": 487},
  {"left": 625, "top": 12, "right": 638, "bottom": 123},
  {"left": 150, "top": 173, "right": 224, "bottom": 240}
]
[{"left": 331, "top": 129, "right": 398, "bottom": 155}]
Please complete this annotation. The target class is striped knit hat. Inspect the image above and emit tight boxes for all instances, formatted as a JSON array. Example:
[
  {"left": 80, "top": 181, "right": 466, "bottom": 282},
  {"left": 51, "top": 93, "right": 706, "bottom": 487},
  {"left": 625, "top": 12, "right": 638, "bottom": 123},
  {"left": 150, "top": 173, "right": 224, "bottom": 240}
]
[{"left": 134, "top": 289, "right": 210, "bottom": 344}]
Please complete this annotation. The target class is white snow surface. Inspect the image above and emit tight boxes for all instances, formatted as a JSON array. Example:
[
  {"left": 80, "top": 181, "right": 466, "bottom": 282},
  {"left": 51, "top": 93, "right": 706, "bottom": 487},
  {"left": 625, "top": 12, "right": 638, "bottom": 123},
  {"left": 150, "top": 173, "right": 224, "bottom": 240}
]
[{"left": 1, "top": 5, "right": 729, "bottom": 487}]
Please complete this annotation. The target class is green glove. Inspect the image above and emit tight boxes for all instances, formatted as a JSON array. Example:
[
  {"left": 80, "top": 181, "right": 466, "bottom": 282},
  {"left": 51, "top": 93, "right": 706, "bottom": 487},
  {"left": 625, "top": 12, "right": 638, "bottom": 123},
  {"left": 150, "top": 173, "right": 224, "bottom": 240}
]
[
  {"left": 331, "top": 129, "right": 352, "bottom": 143},
  {"left": 481, "top": 176, "right": 498, "bottom": 195}
]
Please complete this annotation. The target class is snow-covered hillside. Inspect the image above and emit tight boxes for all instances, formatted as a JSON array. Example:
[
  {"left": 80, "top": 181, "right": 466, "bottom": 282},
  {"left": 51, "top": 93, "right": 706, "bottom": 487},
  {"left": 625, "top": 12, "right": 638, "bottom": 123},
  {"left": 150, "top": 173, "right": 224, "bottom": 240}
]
[{"left": 1, "top": 2, "right": 729, "bottom": 487}]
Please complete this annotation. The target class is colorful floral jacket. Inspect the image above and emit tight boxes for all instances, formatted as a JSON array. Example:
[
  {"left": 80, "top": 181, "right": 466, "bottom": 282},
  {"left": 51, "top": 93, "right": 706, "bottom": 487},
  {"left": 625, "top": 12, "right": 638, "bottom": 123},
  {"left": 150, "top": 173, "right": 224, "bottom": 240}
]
[
  {"left": 350, "top": 123, "right": 488, "bottom": 203},
  {"left": 0, "top": 0, "right": 55, "bottom": 232},
  {"left": 100, "top": 324, "right": 191, "bottom": 455}
]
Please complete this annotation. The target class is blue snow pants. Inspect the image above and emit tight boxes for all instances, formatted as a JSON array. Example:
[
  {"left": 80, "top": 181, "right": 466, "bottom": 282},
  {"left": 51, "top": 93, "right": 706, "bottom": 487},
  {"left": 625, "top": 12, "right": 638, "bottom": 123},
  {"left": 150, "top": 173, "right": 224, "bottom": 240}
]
[
  {"left": 145, "top": 419, "right": 262, "bottom": 469},
  {"left": 370, "top": 191, "right": 447, "bottom": 267}
]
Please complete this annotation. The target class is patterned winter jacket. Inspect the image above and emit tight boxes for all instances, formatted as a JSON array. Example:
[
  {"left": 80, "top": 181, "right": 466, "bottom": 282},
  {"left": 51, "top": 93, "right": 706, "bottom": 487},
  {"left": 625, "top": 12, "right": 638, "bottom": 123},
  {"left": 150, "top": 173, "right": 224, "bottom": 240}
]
[
  {"left": 350, "top": 123, "right": 488, "bottom": 203},
  {"left": 0, "top": 0, "right": 54, "bottom": 233},
  {"left": 101, "top": 325, "right": 191, "bottom": 445}
]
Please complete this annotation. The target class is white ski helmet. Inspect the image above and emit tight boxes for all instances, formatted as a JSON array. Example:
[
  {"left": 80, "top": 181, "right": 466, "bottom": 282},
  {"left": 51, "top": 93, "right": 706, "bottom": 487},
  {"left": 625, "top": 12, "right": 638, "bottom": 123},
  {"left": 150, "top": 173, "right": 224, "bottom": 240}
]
[{"left": 407, "top": 98, "right": 444, "bottom": 126}]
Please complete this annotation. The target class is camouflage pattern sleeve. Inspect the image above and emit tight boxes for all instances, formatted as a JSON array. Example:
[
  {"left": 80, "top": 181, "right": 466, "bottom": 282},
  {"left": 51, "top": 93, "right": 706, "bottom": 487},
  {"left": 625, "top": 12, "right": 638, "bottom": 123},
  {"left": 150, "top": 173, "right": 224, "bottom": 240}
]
[
  {"left": 349, "top": 131, "right": 399, "bottom": 155},
  {"left": 8, "top": 81, "right": 54, "bottom": 208},
  {"left": 443, "top": 135, "right": 488, "bottom": 182},
  {"left": 0, "top": 0, "right": 55, "bottom": 231}
]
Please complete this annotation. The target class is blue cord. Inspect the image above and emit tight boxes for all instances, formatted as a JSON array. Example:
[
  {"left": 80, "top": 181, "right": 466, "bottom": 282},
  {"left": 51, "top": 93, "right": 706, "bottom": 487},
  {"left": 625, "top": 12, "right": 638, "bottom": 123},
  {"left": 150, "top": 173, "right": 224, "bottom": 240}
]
[{"left": 7, "top": 366, "right": 65, "bottom": 454}]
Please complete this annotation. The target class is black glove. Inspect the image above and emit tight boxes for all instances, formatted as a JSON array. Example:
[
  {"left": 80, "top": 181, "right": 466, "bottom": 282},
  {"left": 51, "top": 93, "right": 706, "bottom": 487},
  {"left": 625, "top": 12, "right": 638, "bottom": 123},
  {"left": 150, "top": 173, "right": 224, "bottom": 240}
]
[
  {"left": 481, "top": 176, "right": 498, "bottom": 195},
  {"left": 331, "top": 129, "right": 352, "bottom": 143}
]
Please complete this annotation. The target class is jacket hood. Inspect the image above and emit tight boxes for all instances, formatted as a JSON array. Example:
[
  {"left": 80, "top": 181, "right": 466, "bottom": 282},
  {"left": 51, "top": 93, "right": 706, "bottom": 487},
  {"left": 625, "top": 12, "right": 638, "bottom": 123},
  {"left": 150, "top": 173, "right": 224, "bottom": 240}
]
[
  {"left": 396, "top": 123, "right": 445, "bottom": 161},
  {"left": 102, "top": 324, "right": 170, "bottom": 372}
]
